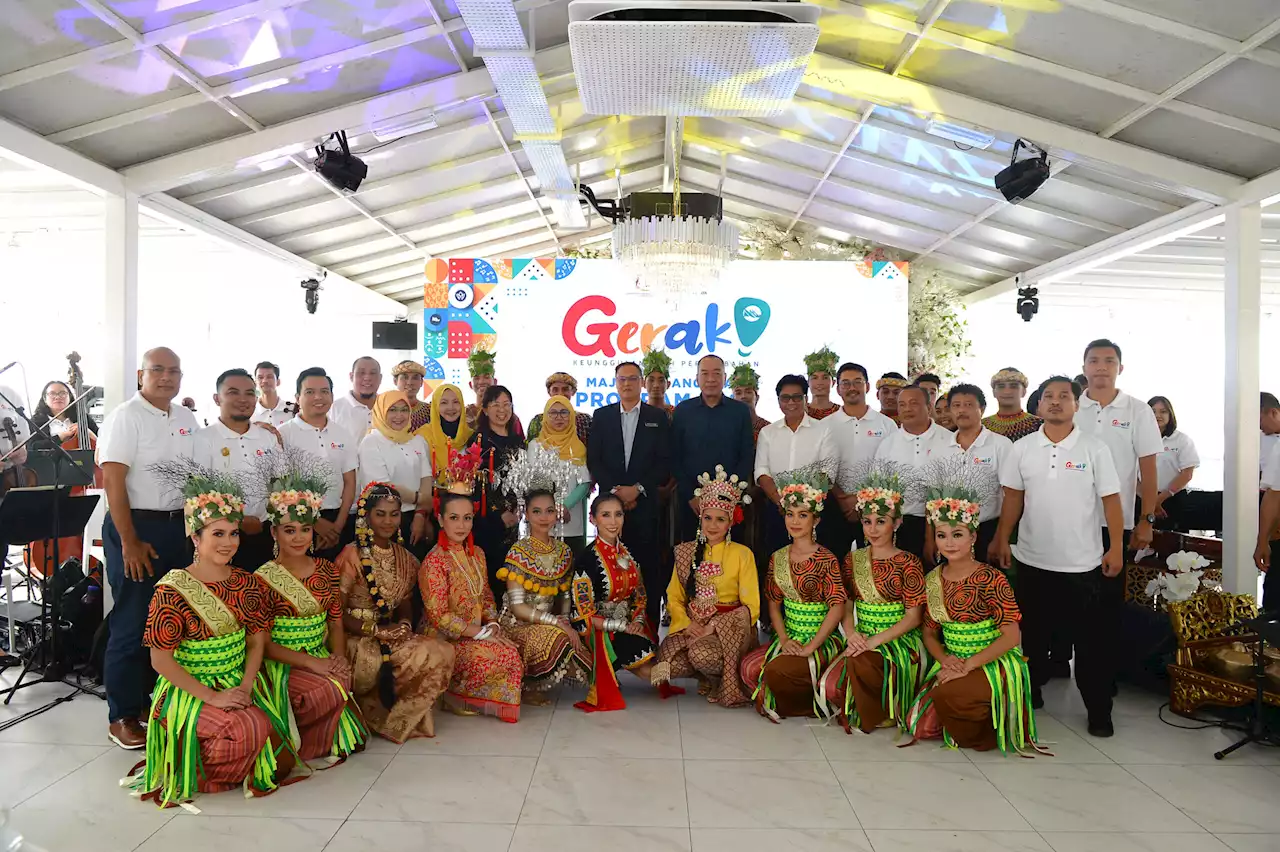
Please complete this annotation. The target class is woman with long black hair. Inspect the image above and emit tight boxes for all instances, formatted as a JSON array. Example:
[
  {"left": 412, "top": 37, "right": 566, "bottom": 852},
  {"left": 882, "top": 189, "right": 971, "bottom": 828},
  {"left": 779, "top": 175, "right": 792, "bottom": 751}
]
[{"left": 466, "top": 385, "right": 526, "bottom": 599}]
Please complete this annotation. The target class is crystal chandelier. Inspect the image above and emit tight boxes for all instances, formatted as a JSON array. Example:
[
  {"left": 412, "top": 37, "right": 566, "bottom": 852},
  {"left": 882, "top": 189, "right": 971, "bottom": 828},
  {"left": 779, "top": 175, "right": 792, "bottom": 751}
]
[{"left": 612, "top": 214, "right": 739, "bottom": 300}]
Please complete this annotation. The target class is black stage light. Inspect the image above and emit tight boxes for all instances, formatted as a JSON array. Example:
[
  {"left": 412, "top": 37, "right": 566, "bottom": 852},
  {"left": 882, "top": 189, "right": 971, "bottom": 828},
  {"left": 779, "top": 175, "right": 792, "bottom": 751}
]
[
  {"left": 1016, "top": 283, "right": 1039, "bottom": 322},
  {"left": 314, "top": 130, "right": 367, "bottom": 192},
  {"left": 994, "top": 139, "right": 1049, "bottom": 204},
  {"left": 301, "top": 276, "right": 322, "bottom": 314}
]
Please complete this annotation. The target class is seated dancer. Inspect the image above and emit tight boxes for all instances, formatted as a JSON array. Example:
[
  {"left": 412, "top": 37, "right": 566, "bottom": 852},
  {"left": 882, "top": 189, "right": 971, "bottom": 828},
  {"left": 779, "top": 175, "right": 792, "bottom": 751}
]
[
  {"left": 821, "top": 461, "right": 927, "bottom": 734},
  {"left": 906, "top": 476, "right": 1044, "bottom": 756},
  {"left": 496, "top": 456, "right": 588, "bottom": 704},
  {"left": 256, "top": 449, "right": 367, "bottom": 764},
  {"left": 338, "top": 483, "right": 455, "bottom": 742},
  {"left": 126, "top": 462, "right": 292, "bottom": 808},
  {"left": 419, "top": 446, "right": 524, "bottom": 722},
  {"left": 569, "top": 493, "right": 673, "bottom": 712},
  {"left": 651, "top": 467, "right": 759, "bottom": 707},
  {"left": 741, "top": 466, "right": 847, "bottom": 721}
]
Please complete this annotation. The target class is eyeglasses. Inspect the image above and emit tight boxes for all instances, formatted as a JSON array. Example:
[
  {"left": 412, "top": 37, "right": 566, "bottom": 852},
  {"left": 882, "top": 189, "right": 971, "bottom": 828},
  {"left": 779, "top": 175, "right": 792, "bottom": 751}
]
[
  {"left": 616, "top": 376, "right": 640, "bottom": 384},
  {"left": 779, "top": 393, "right": 805, "bottom": 402},
  {"left": 837, "top": 379, "right": 865, "bottom": 389},
  {"left": 145, "top": 366, "right": 183, "bottom": 377},
  {"left": 46, "top": 390, "right": 71, "bottom": 400}
]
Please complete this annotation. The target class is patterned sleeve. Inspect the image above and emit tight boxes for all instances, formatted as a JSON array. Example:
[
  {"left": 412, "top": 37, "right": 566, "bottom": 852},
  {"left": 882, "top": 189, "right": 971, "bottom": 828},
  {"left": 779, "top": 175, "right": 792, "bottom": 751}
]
[
  {"left": 144, "top": 585, "right": 190, "bottom": 651},
  {"left": 337, "top": 545, "right": 360, "bottom": 597},
  {"left": 569, "top": 548, "right": 600, "bottom": 630},
  {"left": 318, "top": 559, "right": 343, "bottom": 621},
  {"left": 981, "top": 568, "right": 1021, "bottom": 628},
  {"left": 482, "top": 559, "right": 499, "bottom": 623},
  {"left": 899, "top": 553, "right": 928, "bottom": 609},
  {"left": 817, "top": 550, "right": 849, "bottom": 607},
  {"left": 765, "top": 549, "right": 784, "bottom": 603},
  {"left": 842, "top": 551, "right": 858, "bottom": 601},
  {"left": 238, "top": 574, "right": 274, "bottom": 635},
  {"left": 420, "top": 550, "right": 469, "bottom": 641},
  {"left": 630, "top": 563, "right": 649, "bottom": 635}
]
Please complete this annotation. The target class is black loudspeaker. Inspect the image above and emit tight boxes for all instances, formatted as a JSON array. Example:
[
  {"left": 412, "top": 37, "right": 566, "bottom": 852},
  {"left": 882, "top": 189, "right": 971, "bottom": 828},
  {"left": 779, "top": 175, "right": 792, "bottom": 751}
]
[{"left": 372, "top": 321, "right": 417, "bottom": 349}]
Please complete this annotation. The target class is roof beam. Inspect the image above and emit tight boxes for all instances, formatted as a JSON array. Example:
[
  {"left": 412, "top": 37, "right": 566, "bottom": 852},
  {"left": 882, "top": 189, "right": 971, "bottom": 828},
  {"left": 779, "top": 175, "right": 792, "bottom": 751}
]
[
  {"left": 0, "top": 114, "right": 124, "bottom": 195},
  {"left": 121, "top": 44, "right": 574, "bottom": 193},
  {"left": 800, "top": 51, "right": 1245, "bottom": 204}
]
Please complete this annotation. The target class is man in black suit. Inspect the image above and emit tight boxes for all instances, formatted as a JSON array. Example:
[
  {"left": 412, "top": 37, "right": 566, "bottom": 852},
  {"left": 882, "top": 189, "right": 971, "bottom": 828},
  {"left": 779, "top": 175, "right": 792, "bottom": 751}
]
[{"left": 588, "top": 361, "right": 671, "bottom": 630}]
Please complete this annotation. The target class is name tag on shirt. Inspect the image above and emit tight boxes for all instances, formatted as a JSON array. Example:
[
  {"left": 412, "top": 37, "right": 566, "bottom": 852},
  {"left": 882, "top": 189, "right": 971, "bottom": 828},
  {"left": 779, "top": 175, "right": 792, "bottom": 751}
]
[
  {"left": 1110, "top": 419, "right": 1131, "bottom": 430},
  {"left": 177, "top": 427, "right": 194, "bottom": 437},
  {"left": 866, "top": 429, "right": 884, "bottom": 438},
  {"left": 329, "top": 441, "right": 345, "bottom": 450},
  {"left": 1063, "top": 460, "right": 1090, "bottom": 472},
  {"left": 644, "top": 422, "right": 658, "bottom": 428},
  {"left": 971, "top": 455, "right": 995, "bottom": 467}
]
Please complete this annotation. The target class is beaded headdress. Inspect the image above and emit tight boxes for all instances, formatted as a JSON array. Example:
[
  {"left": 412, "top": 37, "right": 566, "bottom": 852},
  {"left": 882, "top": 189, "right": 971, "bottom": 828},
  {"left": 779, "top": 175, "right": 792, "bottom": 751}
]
[
  {"left": 694, "top": 465, "right": 751, "bottom": 524},
  {"left": 355, "top": 481, "right": 403, "bottom": 544},
  {"left": 391, "top": 359, "right": 426, "bottom": 378},
  {"left": 499, "top": 443, "right": 579, "bottom": 516},
  {"left": 922, "top": 454, "right": 997, "bottom": 531},
  {"left": 544, "top": 371, "right": 578, "bottom": 393},
  {"left": 990, "top": 368, "right": 1029, "bottom": 387},
  {"left": 467, "top": 348, "right": 496, "bottom": 377},
  {"left": 803, "top": 346, "right": 839, "bottom": 378},
  {"left": 150, "top": 458, "right": 247, "bottom": 535},
  {"left": 775, "top": 463, "right": 832, "bottom": 513},
  {"left": 256, "top": 444, "right": 331, "bottom": 526},
  {"left": 846, "top": 458, "right": 907, "bottom": 519},
  {"left": 641, "top": 347, "right": 672, "bottom": 380},
  {"left": 875, "top": 373, "right": 909, "bottom": 391},
  {"left": 728, "top": 362, "right": 760, "bottom": 391}
]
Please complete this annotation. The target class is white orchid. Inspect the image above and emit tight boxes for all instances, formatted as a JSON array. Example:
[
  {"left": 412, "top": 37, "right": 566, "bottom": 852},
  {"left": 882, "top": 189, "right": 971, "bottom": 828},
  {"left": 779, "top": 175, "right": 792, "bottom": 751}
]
[
  {"left": 1163, "top": 571, "right": 1204, "bottom": 601},
  {"left": 1166, "top": 550, "right": 1210, "bottom": 574}
]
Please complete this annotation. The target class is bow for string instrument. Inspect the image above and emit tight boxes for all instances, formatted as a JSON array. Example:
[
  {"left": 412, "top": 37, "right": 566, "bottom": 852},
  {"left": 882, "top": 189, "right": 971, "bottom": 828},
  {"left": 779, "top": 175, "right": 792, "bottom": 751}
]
[{"left": 0, "top": 415, "right": 36, "bottom": 495}]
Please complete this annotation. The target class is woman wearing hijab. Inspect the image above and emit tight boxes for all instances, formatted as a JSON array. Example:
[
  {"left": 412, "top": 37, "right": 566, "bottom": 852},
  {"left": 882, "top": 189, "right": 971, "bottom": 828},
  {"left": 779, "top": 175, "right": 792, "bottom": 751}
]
[
  {"left": 529, "top": 395, "right": 592, "bottom": 554},
  {"left": 423, "top": 383, "right": 473, "bottom": 478},
  {"left": 357, "top": 390, "right": 434, "bottom": 559}
]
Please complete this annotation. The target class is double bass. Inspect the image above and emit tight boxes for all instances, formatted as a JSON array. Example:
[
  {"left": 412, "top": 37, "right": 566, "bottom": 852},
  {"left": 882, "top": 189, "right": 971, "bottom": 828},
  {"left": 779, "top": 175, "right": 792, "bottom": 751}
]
[{"left": 24, "top": 352, "right": 102, "bottom": 577}]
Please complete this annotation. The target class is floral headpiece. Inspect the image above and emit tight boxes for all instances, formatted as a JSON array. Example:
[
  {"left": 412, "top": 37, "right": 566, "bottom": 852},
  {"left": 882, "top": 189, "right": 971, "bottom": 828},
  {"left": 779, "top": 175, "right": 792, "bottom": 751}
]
[
  {"left": 922, "top": 454, "right": 997, "bottom": 530},
  {"left": 694, "top": 465, "right": 751, "bottom": 524},
  {"left": 257, "top": 445, "right": 330, "bottom": 527},
  {"left": 545, "top": 371, "right": 578, "bottom": 393},
  {"left": 775, "top": 463, "right": 832, "bottom": 513},
  {"left": 436, "top": 443, "right": 482, "bottom": 497},
  {"left": 990, "top": 368, "right": 1028, "bottom": 388},
  {"left": 641, "top": 347, "right": 672, "bottom": 380},
  {"left": 728, "top": 362, "right": 760, "bottom": 391},
  {"left": 467, "top": 348, "right": 496, "bottom": 377},
  {"left": 876, "top": 374, "right": 909, "bottom": 391},
  {"left": 803, "top": 346, "right": 839, "bottom": 378},
  {"left": 391, "top": 359, "right": 426, "bottom": 378},
  {"left": 150, "top": 458, "right": 247, "bottom": 536},
  {"left": 849, "top": 458, "right": 906, "bottom": 519}
]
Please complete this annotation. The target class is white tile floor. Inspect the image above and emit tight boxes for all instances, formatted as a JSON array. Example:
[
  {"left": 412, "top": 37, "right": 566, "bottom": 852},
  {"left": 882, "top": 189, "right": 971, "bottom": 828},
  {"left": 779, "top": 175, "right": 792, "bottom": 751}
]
[{"left": 2, "top": 671, "right": 1277, "bottom": 852}]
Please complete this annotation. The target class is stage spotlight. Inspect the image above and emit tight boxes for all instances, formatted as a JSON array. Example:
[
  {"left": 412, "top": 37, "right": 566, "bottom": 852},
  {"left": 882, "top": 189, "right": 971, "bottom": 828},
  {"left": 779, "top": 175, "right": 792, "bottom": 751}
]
[
  {"left": 1016, "top": 283, "right": 1039, "bottom": 322},
  {"left": 314, "top": 131, "right": 367, "bottom": 192},
  {"left": 301, "top": 276, "right": 323, "bottom": 314},
  {"left": 995, "top": 139, "right": 1049, "bottom": 204}
]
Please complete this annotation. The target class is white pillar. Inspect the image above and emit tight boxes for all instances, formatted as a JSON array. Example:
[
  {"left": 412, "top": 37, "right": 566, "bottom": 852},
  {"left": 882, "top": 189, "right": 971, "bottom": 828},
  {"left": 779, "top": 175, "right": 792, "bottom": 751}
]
[
  {"left": 1223, "top": 202, "right": 1262, "bottom": 596},
  {"left": 104, "top": 192, "right": 139, "bottom": 411}
]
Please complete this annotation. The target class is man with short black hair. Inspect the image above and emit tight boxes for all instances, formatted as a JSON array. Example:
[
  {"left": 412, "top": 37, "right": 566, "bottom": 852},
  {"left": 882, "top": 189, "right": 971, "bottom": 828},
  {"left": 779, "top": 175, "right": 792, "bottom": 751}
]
[
  {"left": 942, "top": 383, "right": 1012, "bottom": 562},
  {"left": 330, "top": 355, "right": 381, "bottom": 438},
  {"left": 192, "top": 368, "right": 280, "bottom": 570},
  {"left": 252, "top": 361, "right": 296, "bottom": 427},
  {"left": 643, "top": 349, "right": 675, "bottom": 420},
  {"left": 1260, "top": 392, "right": 1280, "bottom": 477},
  {"left": 983, "top": 367, "right": 1042, "bottom": 443},
  {"left": 729, "top": 363, "right": 769, "bottom": 444},
  {"left": 994, "top": 375, "right": 1125, "bottom": 738},
  {"left": 914, "top": 372, "right": 942, "bottom": 409},
  {"left": 828, "top": 362, "right": 895, "bottom": 556},
  {"left": 279, "top": 368, "right": 357, "bottom": 562},
  {"left": 873, "top": 384, "right": 951, "bottom": 560},
  {"left": 876, "top": 371, "right": 908, "bottom": 423}
]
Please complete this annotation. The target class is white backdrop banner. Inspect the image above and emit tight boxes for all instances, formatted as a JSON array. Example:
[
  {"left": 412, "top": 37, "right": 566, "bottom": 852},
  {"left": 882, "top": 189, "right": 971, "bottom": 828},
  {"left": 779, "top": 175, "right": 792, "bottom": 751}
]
[{"left": 421, "top": 258, "right": 908, "bottom": 422}]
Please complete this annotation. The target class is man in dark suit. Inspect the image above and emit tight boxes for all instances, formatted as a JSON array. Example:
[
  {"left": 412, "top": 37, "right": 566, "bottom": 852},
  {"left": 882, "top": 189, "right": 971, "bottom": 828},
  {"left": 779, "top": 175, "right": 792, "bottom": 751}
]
[{"left": 588, "top": 361, "right": 671, "bottom": 630}]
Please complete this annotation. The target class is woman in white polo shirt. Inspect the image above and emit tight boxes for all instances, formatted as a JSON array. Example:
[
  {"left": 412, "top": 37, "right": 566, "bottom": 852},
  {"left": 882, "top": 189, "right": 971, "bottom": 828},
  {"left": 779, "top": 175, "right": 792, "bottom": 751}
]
[
  {"left": 1146, "top": 396, "right": 1199, "bottom": 528},
  {"left": 358, "top": 390, "right": 433, "bottom": 559}
]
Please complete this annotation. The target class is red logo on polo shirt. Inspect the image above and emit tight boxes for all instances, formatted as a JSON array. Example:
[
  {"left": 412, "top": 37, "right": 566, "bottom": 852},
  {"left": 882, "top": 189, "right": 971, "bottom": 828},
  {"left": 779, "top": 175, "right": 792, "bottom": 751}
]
[
  {"left": 177, "top": 428, "right": 191, "bottom": 436},
  {"left": 330, "top": 441, "right": 344, "bottom": 450},
  {"left": 1111, "top": 419, "right": 1130, "bottom": 429},
  {"left": 255, "top": 449, "right": 265, "bottom": 456},
  {"left": 1064, "top": 461, "right": 1089, "bottom": 471},
  {"left": 866, "top": 429, "right": 884, "bottom": 438}
]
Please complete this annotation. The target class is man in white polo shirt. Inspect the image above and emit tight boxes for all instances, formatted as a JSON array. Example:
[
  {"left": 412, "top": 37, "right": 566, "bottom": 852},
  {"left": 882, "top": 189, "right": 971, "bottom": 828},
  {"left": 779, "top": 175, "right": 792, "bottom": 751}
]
[
  {"left": 756, "top": 373, "right": 836, "bottom": 557},
  {"left": 99, "top": 346, "right": 199, "bottom": 749},
  {"left": 192, "top": 368, "right": 281, "bottom": 571},
  {"left": 941, "top": 383, "right": 1012, "bottom": 562},
  {"left": 251, "top": 360, "right": 296, "bottom": 428},
  {"left": 993, "top": 376, "right": 1125, "bottom": 738},
  {"left": 874, "top": 384, "right": 951, "bottom": 562},
  {"left": 329, "top": 355, "right": 381, "bottom": 439},
  {"left": 279, "top": 367, "right": 357, "bottom": 562},
  {"left": 828, "top": 362, "right": 895, "bottom": 558}
]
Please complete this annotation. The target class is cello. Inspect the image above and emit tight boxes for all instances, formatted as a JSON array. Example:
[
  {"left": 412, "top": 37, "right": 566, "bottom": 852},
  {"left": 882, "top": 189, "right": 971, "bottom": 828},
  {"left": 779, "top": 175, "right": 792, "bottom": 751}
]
[{"left": 24, "top": 352, "right": 102, "bottom": 577}]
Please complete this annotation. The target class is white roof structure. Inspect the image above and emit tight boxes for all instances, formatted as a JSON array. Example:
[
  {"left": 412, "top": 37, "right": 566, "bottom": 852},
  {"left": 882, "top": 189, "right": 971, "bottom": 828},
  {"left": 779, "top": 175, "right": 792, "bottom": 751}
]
[{"left": 0, "top": 0, "right": 1277, "bottom": 306}]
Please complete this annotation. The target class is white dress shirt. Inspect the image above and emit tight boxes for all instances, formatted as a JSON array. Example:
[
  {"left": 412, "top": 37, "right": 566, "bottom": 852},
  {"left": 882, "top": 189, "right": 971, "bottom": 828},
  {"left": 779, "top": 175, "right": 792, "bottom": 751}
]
[
  {"left": 620, "top": 400, "right": 642, "bottom": 470},
  {"left": 252, "top": 397, "right": 296, "bottom": 429},
  {"left": 191, "top": 419, "right": 280, "bottom": 520},
  {"left": 874, "top": 421, "right": 952, "bottom": 516},
  {"left": 99, "top": 393, "right": 200, "bottom": 511},
  {"left": 358, "top": 431, "right": 432, "bottom": 511},
  {"left": 827, "top": 406, "right": 895, "bottom": 489},
  {"left": 1074, "top": 389, "right": 1162, "bottom": 529},
  {"left": 1261, "top": 432, "right": 1279, "bottom": 480},
  {"left": 1002, "top": 425, "right": 1122, "bottom": 573},
  {"left": 278, "top": 416, "right": 358, "bottom": 511},
  {"left": 330, "top": 393, "right": 374, "bottom": 440},
  {"left": 754, "top": 414, "right": 835, "bottom": 482},
  {"left": 1261, "top": 440, "right": 1280, "bottom": 492},
  {"left": 1152, "top": 429, "right": 1200, "bottom": 493},
  {"left": 941, "top": 427, "right": 1013, "bottom": 523}
]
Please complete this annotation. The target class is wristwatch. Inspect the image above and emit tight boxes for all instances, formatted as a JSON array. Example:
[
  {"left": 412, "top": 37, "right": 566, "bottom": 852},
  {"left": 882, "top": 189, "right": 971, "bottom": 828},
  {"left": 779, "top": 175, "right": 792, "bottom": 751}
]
[{"left": 1144, "top": 513, "right": 1156, "bottom": 524}]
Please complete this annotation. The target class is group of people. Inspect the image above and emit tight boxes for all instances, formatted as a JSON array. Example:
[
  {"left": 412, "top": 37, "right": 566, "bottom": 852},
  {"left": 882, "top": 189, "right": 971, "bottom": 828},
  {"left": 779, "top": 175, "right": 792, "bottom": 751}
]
[{"left": 4, "top": 332, "right": 1264, "bottom": 811}]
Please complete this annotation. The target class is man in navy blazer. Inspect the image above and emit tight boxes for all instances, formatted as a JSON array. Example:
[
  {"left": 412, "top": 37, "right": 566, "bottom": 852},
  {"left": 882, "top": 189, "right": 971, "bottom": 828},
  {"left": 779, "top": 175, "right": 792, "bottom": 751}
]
[{"left": 588, "top": 361, "right": 671, "bottom": 629}]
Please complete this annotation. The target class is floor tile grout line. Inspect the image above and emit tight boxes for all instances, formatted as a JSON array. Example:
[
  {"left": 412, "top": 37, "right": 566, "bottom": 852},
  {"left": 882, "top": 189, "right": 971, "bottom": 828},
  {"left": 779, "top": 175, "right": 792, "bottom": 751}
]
[
  {"left": 676, "top": 687, "right": 695, "bottom": 843},
  {"left": 129, "top": 809, "right": 180, "bottom": 852},
  {"left": 504, "top": 690, "right": 563, "bottom": 852},
  {"left": 6, "top": 741, "right": 111, "bottom": 810},
  {"left": 812, "top": 714, "right": 870, "bottom": 838},
  {"left": 1114, "top": 761, "right": 1218, "bottom": 834}
]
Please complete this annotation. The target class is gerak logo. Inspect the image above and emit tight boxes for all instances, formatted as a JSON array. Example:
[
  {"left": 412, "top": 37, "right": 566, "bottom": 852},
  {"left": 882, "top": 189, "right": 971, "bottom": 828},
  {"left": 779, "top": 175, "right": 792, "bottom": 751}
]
[
  {"left": 561, "top": 295, "right": 772, "bottom": 357},
  {"left": 1064, "top": 461, "right": 1088, "bottom": 470},
  {"left": 1111, "top": 419, "right": 1131, "bottom": 428}
]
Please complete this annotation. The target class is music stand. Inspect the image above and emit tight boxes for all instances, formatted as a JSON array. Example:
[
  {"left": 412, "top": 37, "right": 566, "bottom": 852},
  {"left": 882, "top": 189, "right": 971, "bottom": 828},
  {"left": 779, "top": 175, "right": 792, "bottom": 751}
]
[{"left": 1214, "top": 613, "right": 1280, "bottom": 760}]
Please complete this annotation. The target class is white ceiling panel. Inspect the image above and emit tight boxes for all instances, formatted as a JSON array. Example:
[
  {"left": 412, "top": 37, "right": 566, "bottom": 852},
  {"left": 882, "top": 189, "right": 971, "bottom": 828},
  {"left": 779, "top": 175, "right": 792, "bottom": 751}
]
[
  {"left": 1106, "top": 0, "right": 1280, "bottom": 42},
  {"left": 1114, "top": 110, "right": 1280, "bottom": 179},
  {"left": 64, "top": 101, "right": 249, "bottom": 169},
  {"left": 817, "top": 16, "right": 910, "bottom": 71},
  {"left": 0, "top": 0, "right": 125, "bottom": 76},
  {"left": 1178, "top": 60, "right": 1280, "bottom": 132}
]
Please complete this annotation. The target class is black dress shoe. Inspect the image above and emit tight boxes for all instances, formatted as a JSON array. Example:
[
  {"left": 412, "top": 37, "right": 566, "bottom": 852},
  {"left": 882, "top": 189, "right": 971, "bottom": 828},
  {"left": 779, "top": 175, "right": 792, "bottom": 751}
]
[
  {"left": 1031, "top": 690, "right": 1044, "bottom": 710},
  {"left": 1087, "top": 716, "right": 1114, "bottom": 738}
]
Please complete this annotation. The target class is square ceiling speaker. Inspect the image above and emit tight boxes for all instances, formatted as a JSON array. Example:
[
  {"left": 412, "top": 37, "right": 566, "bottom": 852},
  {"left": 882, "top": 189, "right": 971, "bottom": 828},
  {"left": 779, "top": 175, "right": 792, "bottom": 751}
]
[{"left": 568, "top": 1, "right": 821, "bottom": 116}]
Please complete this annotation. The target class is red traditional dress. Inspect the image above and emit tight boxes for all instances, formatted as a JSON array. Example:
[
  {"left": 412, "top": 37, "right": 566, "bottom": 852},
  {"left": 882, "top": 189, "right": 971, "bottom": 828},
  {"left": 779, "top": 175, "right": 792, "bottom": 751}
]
[
  {"left": 981, "top": 411, "right": 1043, "bottom": 443},
  {"left": 257, "top": 559, "right": 367, "bottom": 762},
  {"left": 751, "top": 414, "right": 770, "bottom": 445},
  {"left": 806, "top": 402, "right": 840, "bottom": 421},
  {"left": 420, "top": 541, "right": 524, "bottom": 721}
]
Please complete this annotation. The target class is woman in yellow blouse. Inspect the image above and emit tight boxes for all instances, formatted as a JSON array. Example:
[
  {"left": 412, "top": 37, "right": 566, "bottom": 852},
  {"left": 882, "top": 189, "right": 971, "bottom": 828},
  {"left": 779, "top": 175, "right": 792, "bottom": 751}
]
[{"left": 651, "top": 466, "right": 760, "bottom": 707}]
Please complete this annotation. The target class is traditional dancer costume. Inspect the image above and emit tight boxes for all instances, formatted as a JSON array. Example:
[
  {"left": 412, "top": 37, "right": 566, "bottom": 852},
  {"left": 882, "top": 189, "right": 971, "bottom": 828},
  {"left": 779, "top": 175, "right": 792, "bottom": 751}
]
[
  {"left": 803, "top": 347, "right": 841, "bottom": 421},
  {"left": 255, "top": 451, "right": 367, "bottom": 763},
  {"left": 906, "top": 477, "right": 1046, "bottom": 756},
  {"left": 981, "top": 369, "right": 1043, "bottom": 443},
  {"left": 419, "top": 446, "right": 523, "bottom": 722},
  {"left": 741, "top": 467, "right": 847, "bottom": 721},
  {"left": 820, "top": 461, "right": 928, "bottom": 733},
  {"left": 125, "top": 464, "right": 285, "bottom": 808},
  {"left": 652, "top": 466, "right": 759, "bottom": 707}
]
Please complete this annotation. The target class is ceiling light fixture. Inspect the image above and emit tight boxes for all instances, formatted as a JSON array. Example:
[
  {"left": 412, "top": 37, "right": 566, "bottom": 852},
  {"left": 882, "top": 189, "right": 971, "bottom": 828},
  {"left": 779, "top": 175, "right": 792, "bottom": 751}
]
[
  {"left": 313, "top": 130, "right": 367, "bottom": 192},
  {"left": 369, "top": 109, "right": 439, "bottom": 142},
  {"left": 994, "top": 138, "right": 1050, "bottom": 204},
  {"left": 925, "top": 117, "right": 996, "bottom": 150}
]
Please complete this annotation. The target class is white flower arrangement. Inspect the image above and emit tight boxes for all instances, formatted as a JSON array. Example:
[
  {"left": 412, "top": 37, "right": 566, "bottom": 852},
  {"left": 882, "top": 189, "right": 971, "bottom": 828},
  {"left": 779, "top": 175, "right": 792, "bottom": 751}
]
[{"left": 1145, "top": 549, "right": 1216, "bottom": 603}]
